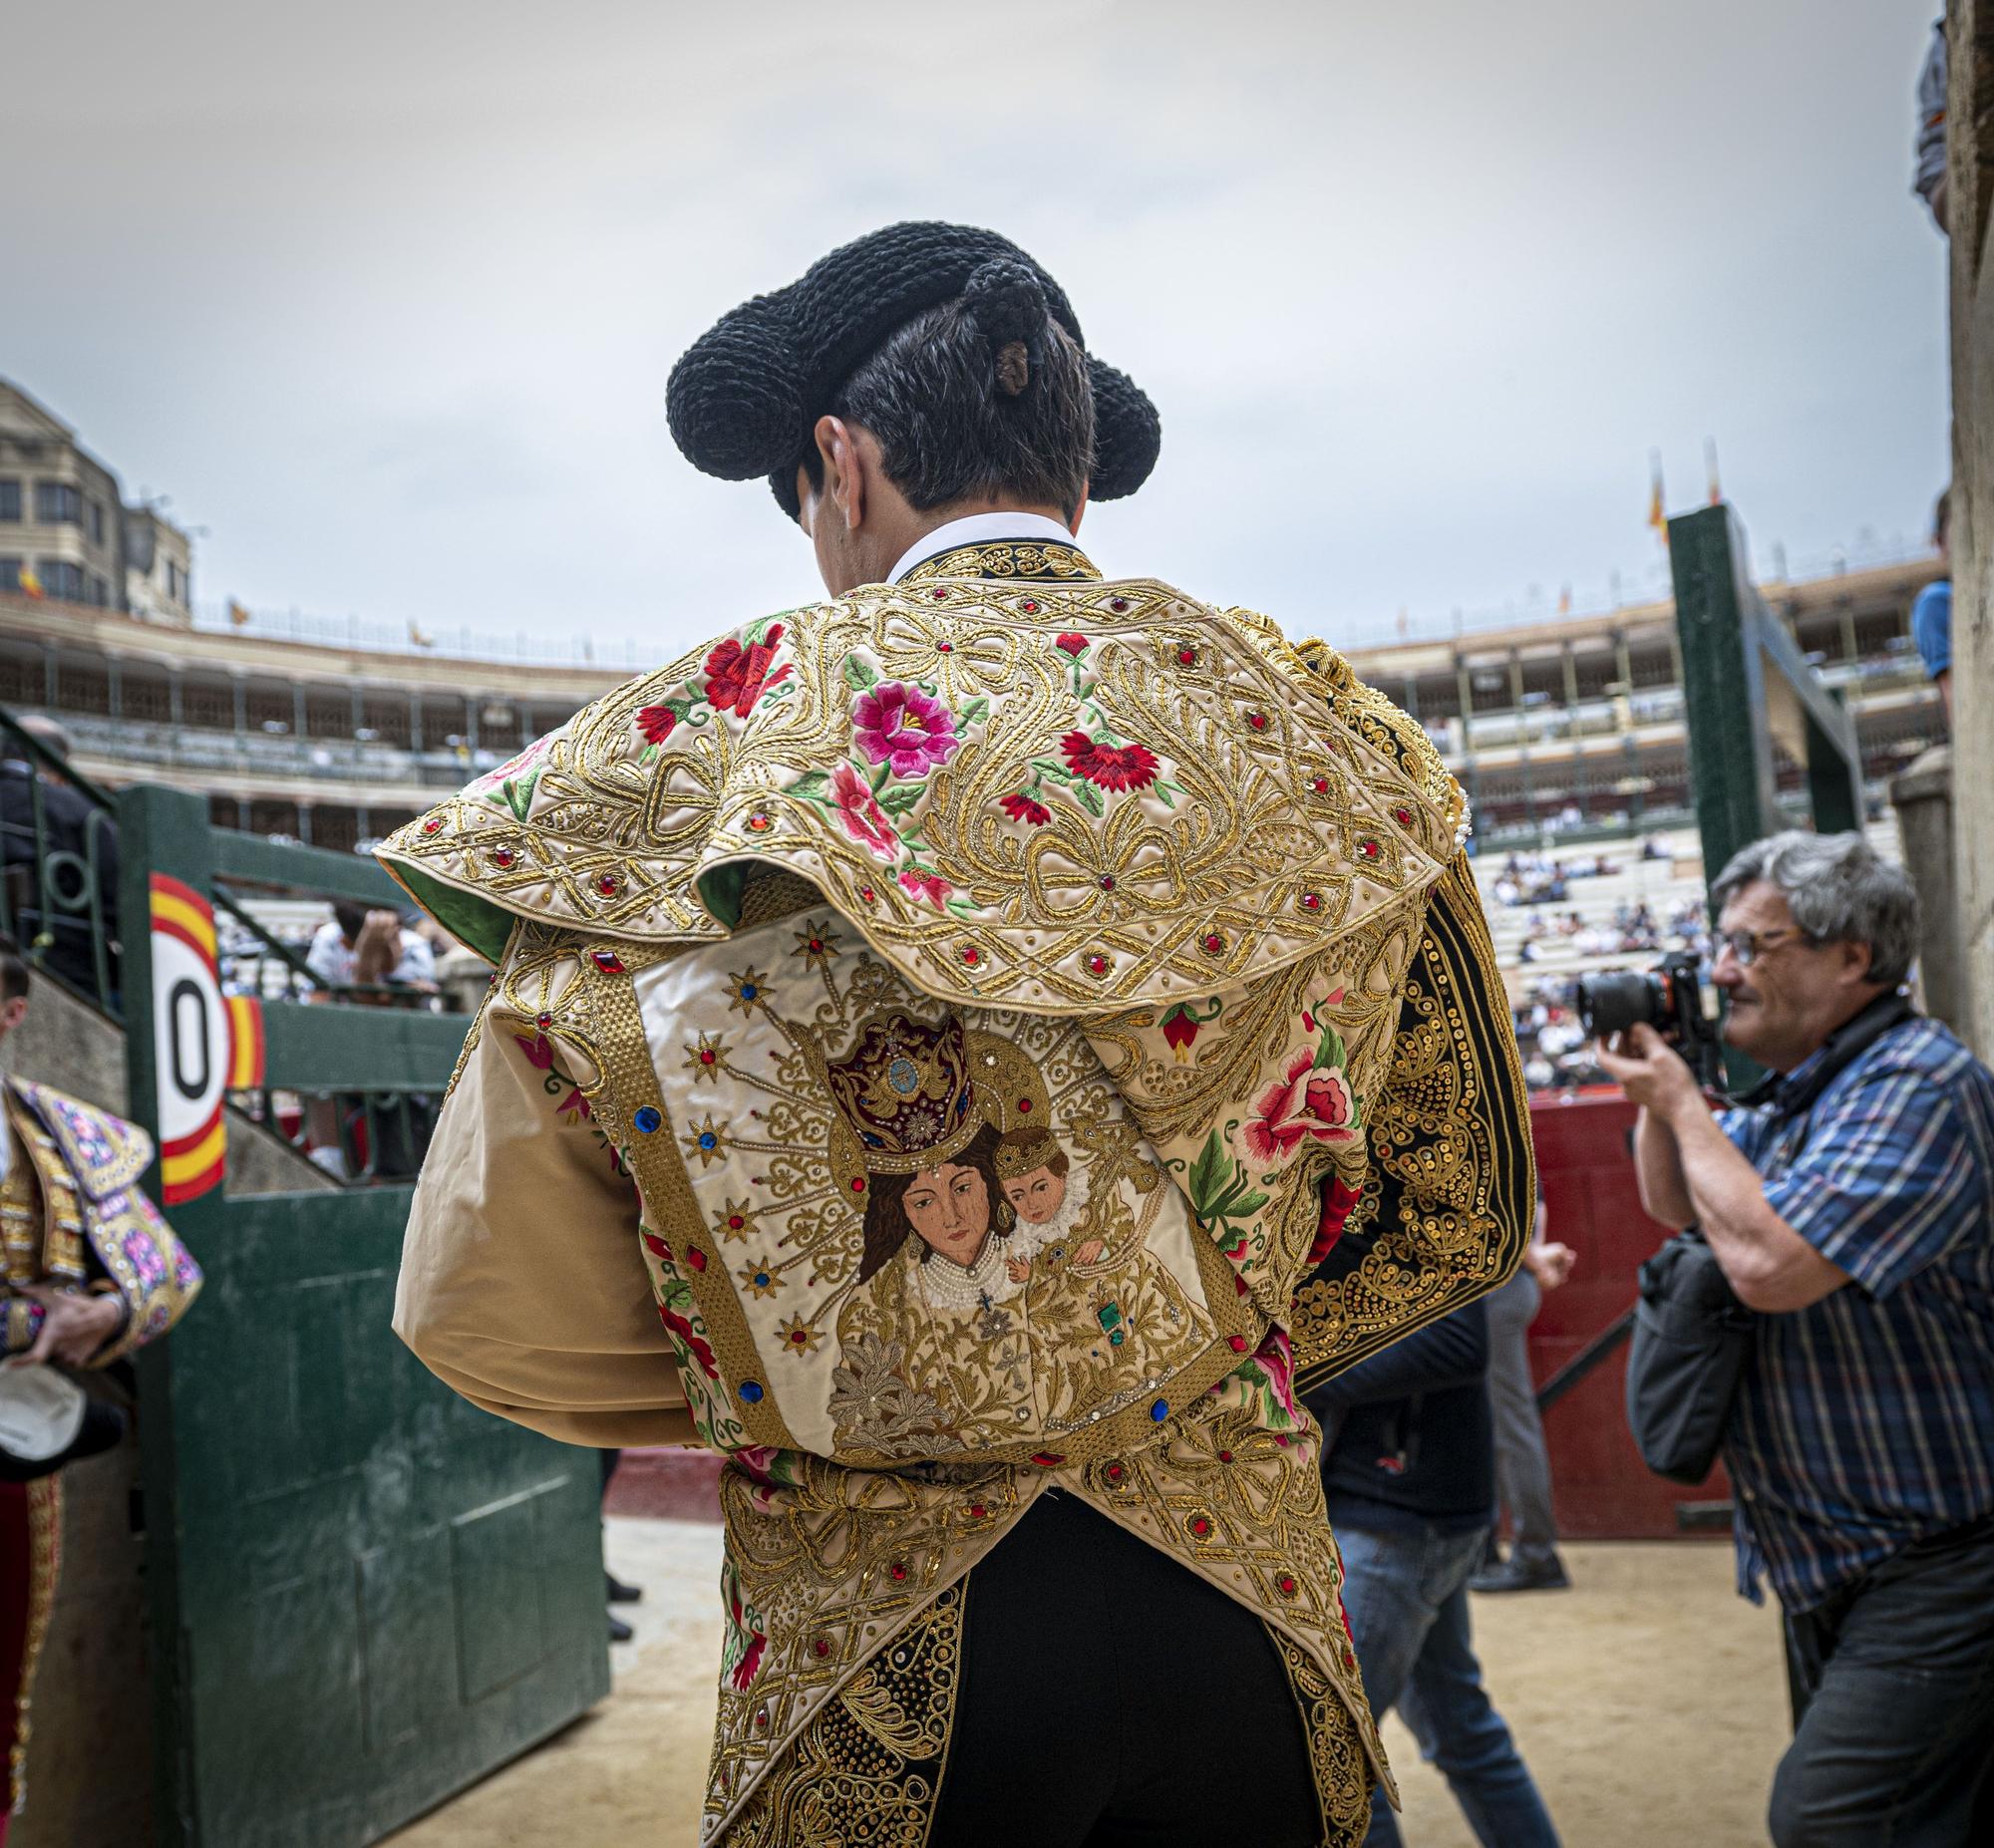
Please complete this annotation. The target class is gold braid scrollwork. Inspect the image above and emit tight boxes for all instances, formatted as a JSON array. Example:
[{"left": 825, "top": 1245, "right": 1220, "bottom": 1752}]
[{"left": 1290, "top": 850, "right": 1534, "bottom": 1388}]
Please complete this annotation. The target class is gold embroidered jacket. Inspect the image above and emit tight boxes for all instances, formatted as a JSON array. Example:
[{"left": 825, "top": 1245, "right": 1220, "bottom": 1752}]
[
  {"left": 1, "top": 1078, "right": 204, "bottom": 1364},
  {"left": 381, "top": 543, "right": 1533, "bottom": 1845}
]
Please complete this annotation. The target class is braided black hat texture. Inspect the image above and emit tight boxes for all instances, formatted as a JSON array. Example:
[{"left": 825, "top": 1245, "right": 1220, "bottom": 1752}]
[{"left": 666, "top": 221, "right": 1162, "bottom": 517}]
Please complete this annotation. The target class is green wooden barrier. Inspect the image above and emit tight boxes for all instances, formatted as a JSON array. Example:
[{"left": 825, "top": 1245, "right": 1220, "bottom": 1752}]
[
  {"left": 118, "top": 784, "right": 609, "bottom": 1848},
  {"left": 1669, "top": 503, "right": 1865, "bottom": 1085}
]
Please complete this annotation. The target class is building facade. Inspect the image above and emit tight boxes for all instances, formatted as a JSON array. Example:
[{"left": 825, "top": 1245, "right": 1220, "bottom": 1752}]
[{"left": 0, "top": 551, "right": 1946, "bottom": 859}]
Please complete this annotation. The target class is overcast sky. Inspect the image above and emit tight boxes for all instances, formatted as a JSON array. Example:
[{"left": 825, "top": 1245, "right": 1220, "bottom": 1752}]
[{"left": 3, "top": 1, "right": 1949, "bottom": 666}]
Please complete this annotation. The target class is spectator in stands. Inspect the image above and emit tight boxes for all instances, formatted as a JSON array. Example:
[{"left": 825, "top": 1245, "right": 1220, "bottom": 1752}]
[
  {"left": 1603, "top": 830, "right": 1994, "bottom": 1847},
  {"left": 1910, "top": 488, "right": 1952, "bottom": 718},
  {"left": 306, "top": 901, "right": 438, "bottom": 995},
  {"left": 1474, "top": 1202, "right": 1576, "bottom": 1593},
  {"left": 1915, "top": 15, "right": 1949, "bottom": 233},
  {"left": 303, "top": 903, "right": 439, "bottom": 1179},
  {"left": 0, "top": 716, "right": 120, "bottom": 1002},
  {"left": 1308, "top": 1299, "right": 1560, "bottom": 1847}
]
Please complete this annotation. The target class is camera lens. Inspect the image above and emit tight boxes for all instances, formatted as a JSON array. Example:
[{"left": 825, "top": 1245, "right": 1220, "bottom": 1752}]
[{"left": 1575, "top": 970, "right": 1665, "bottom": 1040}]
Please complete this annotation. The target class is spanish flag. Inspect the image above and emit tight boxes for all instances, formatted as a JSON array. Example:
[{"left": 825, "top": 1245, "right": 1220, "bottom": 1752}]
[
  {"left": 228, "top": 599, "right": 253, "bottom": 627},
  {"left": 18, "top": 565, "right": 43, "bottom": 600},
  {"left": 1647, "top": 455, "right": 1667, "bottom": 546}
]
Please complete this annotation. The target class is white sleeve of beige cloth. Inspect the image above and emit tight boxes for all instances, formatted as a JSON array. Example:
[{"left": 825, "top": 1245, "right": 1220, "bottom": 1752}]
[{"left": 394, "top": 1010, "right": 700, "bottom": 1448}]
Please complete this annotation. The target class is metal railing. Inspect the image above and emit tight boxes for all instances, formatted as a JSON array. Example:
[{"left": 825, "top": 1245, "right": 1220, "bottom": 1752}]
[{"left": 0, "top": 704, "right": 473, "bottom": 1184}]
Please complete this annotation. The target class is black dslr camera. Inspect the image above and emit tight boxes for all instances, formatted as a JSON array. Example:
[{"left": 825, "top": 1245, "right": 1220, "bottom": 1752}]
[{"left": 1575, "top": 949, "right": 1723, "bottom": 1090}]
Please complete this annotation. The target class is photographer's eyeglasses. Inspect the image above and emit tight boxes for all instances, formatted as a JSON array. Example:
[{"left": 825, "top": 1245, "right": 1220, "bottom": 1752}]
[{"left": 1712, "top": 926, "right": 1810, "bottom": 967}]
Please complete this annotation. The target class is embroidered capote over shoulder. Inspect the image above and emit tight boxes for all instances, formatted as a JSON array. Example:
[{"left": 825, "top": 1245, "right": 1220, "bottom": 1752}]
[{"left": 377, "top": 574, "right": 1467, "bottom": 1014}]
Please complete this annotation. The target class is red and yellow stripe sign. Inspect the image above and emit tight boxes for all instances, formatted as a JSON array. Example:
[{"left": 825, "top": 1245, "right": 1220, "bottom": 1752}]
[
  {"left": 225, "top": 994, "right": 265, "bottom": 1089},
  {"left": 150, "top": 873, "right": 228, "bottom": 1205}
]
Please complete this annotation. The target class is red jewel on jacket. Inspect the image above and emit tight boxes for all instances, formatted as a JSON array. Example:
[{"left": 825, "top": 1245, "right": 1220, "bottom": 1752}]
[
  {"left": 746, "top": 812, "right": 773, "bottom": 833},
  {"left": 684, "top": 1247, "right": 706, "bottom": 1272},
  {"left": 1228, "top": 1334, "right": 1248, "bottom": 1352},
  {"left": 1359, "top": 839, "right": 1381, "bottom": 860},
  {"left": 931, "top": 586, "right": 949, "bottom": 600},
  {"left": 814, "top": 1638, "right": 831, "bottom": 1658},
  {"left": 1190, "top": 1517, "right": 1211, "bottom": 1537},
  {"left": 1394, "top": 805, "right": 1413, "bottom": 825},
  {"left": 597, "top": 874, "right": 619, "bottom": 896},
  {"left": 1109, "top": 596, "right": 1130, "bottom": 613},
  {"left": 1247, "top": 712, "right": 1268, "bottom": 732},
  {"left": 1202, "top": 932, "right": 1224, "bottom": 955},
  {"left": 1177, "top": 646, "right": 1197, "bottom": 667},
  {"left": 1217, "top": 1449, "right": 1233, "bottom": 1464},
  {"left": 591, "top": 950, "right": 625, "bottom": 973},
  {"left": 969, "top": 1503, "right": 987, "bottom": 1520},
  {"left": 1020, "top": 599, "right": 1041, "bottom": 614},
  {"left": 1312, "top": 777, "right": 1330, "bottom": 795},
  {"left": 1300, "top": 891, "right": 1322, "bottom": 911},
  {"left": 1105, "top": 1462, "right": 1126, "bottom": 1481},
  {"left": 1087, "top": 954, "right": 1110, "bottom": 976},
  {"left": 1278, "top": 1574, "right": 1298, "bottom": 1597},
  {"left": 421, "top": 815, "right": 445, "bottom": 834},
  {"left": 491, "top": 847, "right": 515, "bottom": 868},
  {"left": 961, "top": 947, "right": 980, "bottom": 966},
  {"left": 936, "top": 641, "right": 953, "bottom": 653}
]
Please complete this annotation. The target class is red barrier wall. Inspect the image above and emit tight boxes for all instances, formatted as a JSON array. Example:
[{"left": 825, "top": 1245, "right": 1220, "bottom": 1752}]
[{"left": 1526, "top": 1092, "right": 1732, "bottom": 1540}]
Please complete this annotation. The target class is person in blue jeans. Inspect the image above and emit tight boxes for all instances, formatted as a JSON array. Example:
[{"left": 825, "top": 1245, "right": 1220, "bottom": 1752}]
[{"left": 1306, "top": 1298, "right": 1559, "bottom": 1848}]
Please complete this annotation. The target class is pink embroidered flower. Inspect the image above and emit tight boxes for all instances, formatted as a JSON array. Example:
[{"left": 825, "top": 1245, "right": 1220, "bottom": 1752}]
[
  {"left": 999, "top": 792, "right": 1052, "bottom": 826},
  {"left": 830, "top": 764, "right": 900, "bottom": 860},
  {"left": 1310, "top": 1177, "right": 1364, "bottom": 1265},
  {"left": 1055, "top": 632, "right": 1090, "bottom": 656},
  {"left": 704, "top": 625, "right": 792, "bottom": 719},
  {"left": 851, "top": 681, "right": 961, "bottom": 777},
  {"left": 898, "top": 868, "right": 953, "bottom": 909},
  {"left": 1242, "top": 1054, "right": 1359, "bottom": 1163},
  {"left": 635, "top": 703, "right": 678, "bottom": 746},
  {"left": 555, "top": 1087, "right": 591, "bottom": 1121},
  {"left": 1059, "top": 730, "right": 1160, "bottom": 793},
  {"left": 512, "top": 1032, "right": 553, "bottom": 1071}
]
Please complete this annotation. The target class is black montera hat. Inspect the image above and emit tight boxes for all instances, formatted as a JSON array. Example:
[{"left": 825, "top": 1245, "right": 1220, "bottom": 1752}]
[{"left": 666, "top": 221, "right": 1162, "bottom": 518}]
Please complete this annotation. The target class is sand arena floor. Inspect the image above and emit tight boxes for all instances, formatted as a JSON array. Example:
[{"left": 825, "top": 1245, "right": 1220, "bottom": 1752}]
[{"left": 386, "top": 1520, "right": 1789, "bottom": 1848}]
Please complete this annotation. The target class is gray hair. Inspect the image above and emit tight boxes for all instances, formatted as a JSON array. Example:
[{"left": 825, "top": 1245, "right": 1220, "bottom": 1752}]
[{"left": 1710, "top": 830, "right": 1919, "bottom": 988}]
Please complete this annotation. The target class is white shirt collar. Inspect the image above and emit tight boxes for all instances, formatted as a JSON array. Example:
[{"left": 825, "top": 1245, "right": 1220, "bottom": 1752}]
[{"left": 887, "top": 511, "right": 1082, "bottom": 585}]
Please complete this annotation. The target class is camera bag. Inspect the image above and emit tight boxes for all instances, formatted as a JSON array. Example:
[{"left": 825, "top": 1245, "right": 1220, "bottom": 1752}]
[{"left": 1625, "top": 991, "right": 1917, "bottom": 1485}]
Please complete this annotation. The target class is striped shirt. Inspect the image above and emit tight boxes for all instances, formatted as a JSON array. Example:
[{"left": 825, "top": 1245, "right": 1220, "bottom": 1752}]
[{"left": 1719, "top": 1015, "right": 1994, "bottom": 1612}]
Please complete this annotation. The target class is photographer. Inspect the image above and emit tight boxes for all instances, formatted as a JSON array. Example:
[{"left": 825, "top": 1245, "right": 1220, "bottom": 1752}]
[{"left": 1598, "top": 831, "right": 1994, "bottom": 1848}]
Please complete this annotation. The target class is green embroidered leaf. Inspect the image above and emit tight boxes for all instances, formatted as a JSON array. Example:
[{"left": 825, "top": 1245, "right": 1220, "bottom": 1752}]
[
  {"left": 1187, "top": 1130, "right": 1230, "bottom": 1218},
  {"left": 786, "top": 770, "right": 831, "bottom": 802},
  {"left": 1074, "top": 779, "right": 1106, "bottom": 818},
  {"left": 844, "top": 657, "right": 880, "bottom": 692},
  {"left": 877, "top": 782, "right": 925, "bottom": 816},
  {"left": 959, "top": 696, "right": 990, "bottom": 726},
  {"left": 1313, "top": 1026, "right": 1349, "bottom": 1072}
]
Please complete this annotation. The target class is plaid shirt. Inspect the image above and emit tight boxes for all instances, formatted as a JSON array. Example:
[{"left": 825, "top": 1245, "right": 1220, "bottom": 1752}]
[{"left": 1719, "top": 1014, "right": 1994, "bottom": 1611}]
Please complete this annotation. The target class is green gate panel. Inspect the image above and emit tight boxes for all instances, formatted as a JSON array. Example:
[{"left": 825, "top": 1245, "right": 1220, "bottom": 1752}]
[{"left": 118, "top": 784, "right": 611, "bottom": 1847}]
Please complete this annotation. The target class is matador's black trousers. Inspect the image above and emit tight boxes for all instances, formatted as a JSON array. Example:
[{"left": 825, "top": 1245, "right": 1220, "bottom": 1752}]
[{"left": 928, "top": 1488, "right": 1333, "bottom": 1847}]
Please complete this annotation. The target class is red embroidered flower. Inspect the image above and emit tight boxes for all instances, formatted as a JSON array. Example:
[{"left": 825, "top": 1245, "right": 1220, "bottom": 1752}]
[
  {"left": 634, "top": 703, "right": 678, "bottom": 746},
  {"left": 829, "top": 764, "right": 899, "bottom": 860},
  {"left": 658, "top": 1303, "right": 720, "bottom": 1379},
  {"left": 704, "top": 624, "right": 793, "bottom": 719},
  {"left": 1055, "top": 632, "right": 1089, "bottom": 656},
  {"left": 1161, "top": 1005, "right": 1200, "bottom": 1059},
  {"left": 512, "top": 1032, "right": 554, "bottom": 1071},
  {"left": 555, "top": 1087, "right": 591, "bottom": 1120},
  {"left": 851, "top": 680, "right": 961, "bottom": 777},
  {"left": 1309, "top": 1177, "right": 1364, "bottom": 1265},
  {"left": 999, "top": 792, "right": 1052, "bottom": 826},
  {"left": 728, "top": 1588, "right": 768, "bottom": 1691},
  {"left": 898, "top": 867, "right": 953, "bottom": 909},
  {"left": 1059, "top": 730, "right": 1161, "bottom": 793},
  {"left": 1242, "top": 1053, "right": 1359, "bottom": 1163}
]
